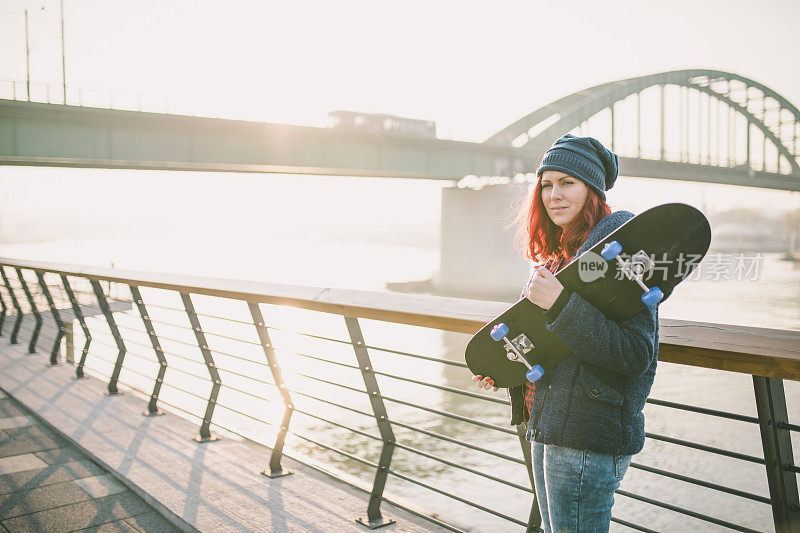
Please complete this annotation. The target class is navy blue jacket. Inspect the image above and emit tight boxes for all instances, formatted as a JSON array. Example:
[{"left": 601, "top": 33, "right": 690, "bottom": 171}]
[{"left": 509, "top": 211, "right": 659, "bottom": 456}]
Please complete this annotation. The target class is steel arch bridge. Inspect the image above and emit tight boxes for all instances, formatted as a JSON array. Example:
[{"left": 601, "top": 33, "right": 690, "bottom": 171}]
[
  {"left": 1, "top": 69, "right": 798, "bottom": 190},
  {"left": 485, "top": 69, "right": 799, "bottom": 190}
]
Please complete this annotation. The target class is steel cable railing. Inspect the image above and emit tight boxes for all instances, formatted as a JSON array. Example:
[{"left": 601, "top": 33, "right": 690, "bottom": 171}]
[
  {"left": 90, "top": 337, "right": 276, "bottom": 402},
  {"left": 644, "top": 431, "right": 765, "bottom": 465},
  {"left": 609, "top": 516, "right": 658, "bottom": 533},
  {"left": 0, "top": 317, "right": 740, "bottom": 532},
  {"left": 628, "top": 461, "right": 770, "bottom": 504},
  {"left": 291, "top": 370, "right": 517, "bottom": 436},
  {"left": 385, "top": 466, "right": 528, "bottom": 526},
  {"left": 392, "top": 440, "right": 533, "bottom": 493},
  {"left": 615, "top": 489, "right": 761, "bottom": 533},
  {"left": 388, "top": 418, "right": 526, "bottom": 465},
  {"left": 0, "top": 261, "right": 797, "bottom": 533},
  {"left": 372, "top": 368, "right": 509, "bottom": 404},
  {"left": 366, "top": 343, "right": 470, "bottom": 367},
  {"left": 645, "top": 397, "right": 760, "bottom": 423}
]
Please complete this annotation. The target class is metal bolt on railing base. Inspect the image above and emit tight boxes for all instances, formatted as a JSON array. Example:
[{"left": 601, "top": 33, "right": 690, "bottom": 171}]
[
  {"left": 193, "top": 434, "right": 220, "bottom": 444},
  {"left": 261, "top": 468, "right": 293, "bottom": 479}
]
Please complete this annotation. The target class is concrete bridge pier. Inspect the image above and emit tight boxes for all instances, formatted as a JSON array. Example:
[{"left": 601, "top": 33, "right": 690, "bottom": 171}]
[{"left": 434, "top": 183, "right": 532, "bottom": 300}]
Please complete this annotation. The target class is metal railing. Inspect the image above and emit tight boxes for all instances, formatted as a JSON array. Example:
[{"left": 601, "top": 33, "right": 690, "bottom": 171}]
[
  {"left": 0, "top": 257, "right": 798, "bottom": 532},
  {"left": 0, "top": 77, "right": 261, "bottom": 122}
]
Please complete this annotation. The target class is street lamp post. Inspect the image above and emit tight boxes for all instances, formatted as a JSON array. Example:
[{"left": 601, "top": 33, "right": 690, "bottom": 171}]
[
  {"left": 23, "top": 3, "right": 68, "bottom": 104},
  {"left": 61, "top": 0, "right": 66, "bottom": 104},
  {"left": 25, "top": 9, "right": 31, "bottom": 100}
]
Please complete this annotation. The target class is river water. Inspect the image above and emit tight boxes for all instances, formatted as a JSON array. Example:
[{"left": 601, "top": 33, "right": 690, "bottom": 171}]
[{"left": 1, "top": 168, "right": 798, "bottom": 531}]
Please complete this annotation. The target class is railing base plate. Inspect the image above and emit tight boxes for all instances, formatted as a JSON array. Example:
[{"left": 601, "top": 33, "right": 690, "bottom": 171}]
[
  {"left": 262, "top": 469, "right": 293, "bottom": 478},
  {"left": 193, "top": 434, "right": 220, "bottom": 443},
  {"left": 355, "top": 517, "right": 395, "bottom": 529},
  {"left": 104, "top": 391, "right": 123, "bottom": 397},
  {"left": 143, "top": 410, "right": 164, "bottom": 417},
  {"left": 46, "top": 361, "right": 61, "bottom": 367}
]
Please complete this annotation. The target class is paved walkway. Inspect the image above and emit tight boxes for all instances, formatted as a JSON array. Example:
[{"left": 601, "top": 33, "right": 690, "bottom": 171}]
[
  {"left": 0, "top": 389, "right": 180, "bottom": 532},
  {"left": 0, "top": 316, "right": 451, "bottom": 533}
]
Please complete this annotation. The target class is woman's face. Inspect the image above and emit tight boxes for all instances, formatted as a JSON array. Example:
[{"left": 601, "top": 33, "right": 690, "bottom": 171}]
[{"left": 540, "top": 170, "right": 590, "bottom": 229}]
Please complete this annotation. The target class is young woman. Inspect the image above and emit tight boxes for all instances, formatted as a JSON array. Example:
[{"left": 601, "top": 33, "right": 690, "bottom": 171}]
[{"left": 473, "top": 134, "right": 659, "bottom": 532}]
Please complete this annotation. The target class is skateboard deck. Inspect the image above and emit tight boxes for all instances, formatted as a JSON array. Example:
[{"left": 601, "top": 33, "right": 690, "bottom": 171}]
[{"left": 465, "top": 203, "right": 711, "bottom": 388}]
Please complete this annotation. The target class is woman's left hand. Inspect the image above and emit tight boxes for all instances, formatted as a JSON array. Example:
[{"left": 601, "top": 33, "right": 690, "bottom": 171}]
[{"left": 523, "top": 265, "right": 564, "bottom": 310}]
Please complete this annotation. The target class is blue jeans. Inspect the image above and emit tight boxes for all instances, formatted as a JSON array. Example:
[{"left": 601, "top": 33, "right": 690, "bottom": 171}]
[{"left": 532, "top": 441, "right": 631, "bottom": 533}]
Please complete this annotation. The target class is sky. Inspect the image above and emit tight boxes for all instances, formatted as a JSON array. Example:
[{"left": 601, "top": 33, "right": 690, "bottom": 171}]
[
  {"left": 0, "top": 0, "right": 798, "bottom": 142},
  {"left": 0, "top": 0, "right": 797, "bottom": 233}
]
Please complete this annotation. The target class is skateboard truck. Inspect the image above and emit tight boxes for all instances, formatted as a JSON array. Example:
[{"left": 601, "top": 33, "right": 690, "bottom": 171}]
[
  {"left": 489, "top": 323, "right": 544, "bottom": 383},
  {"left": 600, "top": 241, "right": 664, "bottom": 306}
]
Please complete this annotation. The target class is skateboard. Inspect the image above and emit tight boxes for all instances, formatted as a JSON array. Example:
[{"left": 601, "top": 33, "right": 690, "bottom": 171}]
[{"left": 465, "top": 203, "right": 711, "bottom": 388}]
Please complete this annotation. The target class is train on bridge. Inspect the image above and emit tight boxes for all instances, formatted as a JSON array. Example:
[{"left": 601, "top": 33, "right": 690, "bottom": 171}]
[{"left": 328, "top": 110, "right": 437, "bottom": 138}]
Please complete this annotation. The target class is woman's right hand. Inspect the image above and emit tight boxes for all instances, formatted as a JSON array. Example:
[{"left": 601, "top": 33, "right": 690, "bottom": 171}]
[{"left": 472, "top": 375, "right": 498, "bottom": 392}]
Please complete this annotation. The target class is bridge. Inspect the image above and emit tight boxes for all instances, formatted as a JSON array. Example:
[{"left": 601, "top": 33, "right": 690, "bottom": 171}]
[{"left": 1, "top": 69, "right": 798, "bottom": 191}]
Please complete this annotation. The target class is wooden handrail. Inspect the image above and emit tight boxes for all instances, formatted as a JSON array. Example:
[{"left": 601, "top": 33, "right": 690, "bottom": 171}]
[{"left": 2, "top": 257, "right": 798, "bottom": 381}]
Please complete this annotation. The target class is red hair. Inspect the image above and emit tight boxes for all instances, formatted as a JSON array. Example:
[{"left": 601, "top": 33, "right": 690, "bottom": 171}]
[{"left": 515, "top": 178, "right": 611, "bottom": 265}]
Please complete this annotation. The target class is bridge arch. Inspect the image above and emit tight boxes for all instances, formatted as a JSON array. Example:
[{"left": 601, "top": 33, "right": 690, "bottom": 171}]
[{"left": 487, "top": 69, "right": 800, "bottom": 178}]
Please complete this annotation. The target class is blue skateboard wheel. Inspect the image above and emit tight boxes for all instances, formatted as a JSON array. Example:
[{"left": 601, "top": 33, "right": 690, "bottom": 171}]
[
  {"left": 526, "top": 365, "right": 544, "bottom": 383},
  {"left": 490, "top": 323, "right": 509, "bottom": 341},
  {"left": 642, "top": 287, "right": 664, "bottom": 306},
  {"left": 601, "top": 240, "right": 622, "bottom": 260}
]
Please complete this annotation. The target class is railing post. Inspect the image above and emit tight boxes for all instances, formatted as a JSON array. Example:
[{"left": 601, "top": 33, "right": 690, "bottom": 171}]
[
  {"left": 2, "top": 266, "right": 23, "bottom": 345},
  {"left": 248, "top": 302, "right": 293, "bottom": 478},
  {"left": 344, "top": 316, "right": 396, "bottom": 529},
  {"left": 660, "top": 84, "right": 666, "bottom": 160},
  {"left": 91, "top": 280, "right": 126, "bottom": 395},
  {"left": 516, "top": 424, "right": 542, "bottom": 532},
  {"left": 36, "top": 271, "right": 65, "bottom": 366},
  {"left": 753, "top": 375, "right": 800, "bottom": 533},
  {"left": 180, "top": 292, "right": 221, "bottom": 443},
  {"left": 15, "top": 267, "right": 42, "bottom": 354},
  {"left": 130, "top": 286, "right": 166, "bottom": 416},
  {"left": 61, "top": 275, "right": 91, "bottom": 378},
  {"left": 0, "top": 279, "right": 7, "bottom": 336}
]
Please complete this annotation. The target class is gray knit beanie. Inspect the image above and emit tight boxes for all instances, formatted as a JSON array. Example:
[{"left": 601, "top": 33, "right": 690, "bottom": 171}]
[{"left": 535, "top": 134, "right": 619, "bottom": 198}]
